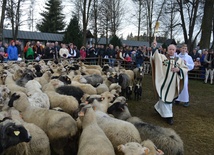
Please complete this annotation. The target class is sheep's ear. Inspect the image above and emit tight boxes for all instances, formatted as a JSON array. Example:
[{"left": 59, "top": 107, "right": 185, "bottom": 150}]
[
  {"left": 144, "top": 148, "right": 149, "bottom": 155},
  {"left": 92, "top": 105, "right": 96, "bottom": 111},
  {"left": 156, "top": 149, "right": 164, "bottom": 155},
  {"left": 117, "top": 145, "right": 125, "bottom": 152},
  {"left": 78, "top": 111, "right": 85, "bottom": 117}
]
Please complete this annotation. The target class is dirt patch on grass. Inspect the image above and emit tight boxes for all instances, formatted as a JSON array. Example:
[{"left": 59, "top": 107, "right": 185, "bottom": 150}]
[{"left": 128, "top": 75, "right": 214, "bottom": 155}]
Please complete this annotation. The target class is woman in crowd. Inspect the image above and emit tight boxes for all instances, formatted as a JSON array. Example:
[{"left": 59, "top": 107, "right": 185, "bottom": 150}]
[
  {"left": 80, "top": 46, "right": 86, "bottom": 61},
  {"left": 7, "top": 40, "right": 18, "bottom": 61}
]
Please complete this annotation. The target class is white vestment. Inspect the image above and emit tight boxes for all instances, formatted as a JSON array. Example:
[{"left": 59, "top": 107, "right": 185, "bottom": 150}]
[
  {"left": 151, "top": 50, "right": 188, "bottom": 118},
  {"left": 155, "top": 99, "right": 173, "bottom": 117},
  {"left": 176, "top": 53, "right": 194, "bottom": 102}
]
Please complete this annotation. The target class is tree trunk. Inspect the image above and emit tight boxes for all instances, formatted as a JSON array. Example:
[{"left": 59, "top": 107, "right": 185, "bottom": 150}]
[
  {"left": 200, "top": 0, "right": 214, "bottom": 49},
  {"left": 137, "top": 0, "right": 142, "bottom": 41},
  {"left": 14, "top": 0, "right": 21, "bottom": 40},
  {"left": 82, "top": 0, "right": 92, "bottom": 46},
  {"left": 0, "top": 0, "right": 7, "bottom": 41},
  {"left": 177, "top": 0, "right": 188, "bottom": 44}
]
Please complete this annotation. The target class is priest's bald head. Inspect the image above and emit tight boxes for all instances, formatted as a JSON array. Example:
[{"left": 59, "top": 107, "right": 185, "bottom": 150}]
[{"left": 167, "top": 44, "right": 176, "bottom": 56}]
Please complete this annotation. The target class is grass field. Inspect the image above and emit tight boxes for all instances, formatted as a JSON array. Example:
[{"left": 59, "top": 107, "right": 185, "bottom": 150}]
[{"left": 128, "top": 75, "right": 214, "bottom": 155}]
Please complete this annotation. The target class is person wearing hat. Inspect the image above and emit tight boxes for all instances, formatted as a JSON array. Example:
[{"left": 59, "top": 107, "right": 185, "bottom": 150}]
[
  {"left": 194, "top": 57, "right": 201, "bottom": 70},
  {"left": 7, "top": 40, "right": 18, "bottom": 61}
]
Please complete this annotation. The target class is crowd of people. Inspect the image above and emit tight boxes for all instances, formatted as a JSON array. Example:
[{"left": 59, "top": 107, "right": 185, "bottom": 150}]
[{"left": 0, "top": 39, "right": 213, "bottom": 83}]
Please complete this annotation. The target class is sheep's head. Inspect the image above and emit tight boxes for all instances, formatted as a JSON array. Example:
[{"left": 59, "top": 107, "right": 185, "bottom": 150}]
[
  {"left": 59, "top": 75, "right": 71, "bottom": 85},
  {"left": 49, "top": 79, "right": 64, "bottom": 89},
  {"left": 141, "top": 140, "right": 164, "bottom": 155},
  {"left": 8, "top": 93, "right": 20, "bottom": 107},
  {"left": 107, "top": 102, "right": 127, "bottom": 115},
  {"left": 85, "top": 95, "right": 103, "bottom": 104},
  {"left": 0, "top": 85, "right": 11, "bottom": 105},
  {"left": 101, "top": 91, "right": 115, "bottom": 103},
  {"left": 117, "top": 142, "right": 149, "bottom": 155},
  {"left": 0, "top": 118, "right": 31, "bottom": 153}
]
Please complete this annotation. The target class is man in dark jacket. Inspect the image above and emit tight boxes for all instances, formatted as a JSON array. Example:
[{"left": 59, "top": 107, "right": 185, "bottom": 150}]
[
  {"left": 15, "top": 40, "right": 22, "bottom": 58},
  {"left": 107, "top": 44, "right": 116, "bottom": 67}
]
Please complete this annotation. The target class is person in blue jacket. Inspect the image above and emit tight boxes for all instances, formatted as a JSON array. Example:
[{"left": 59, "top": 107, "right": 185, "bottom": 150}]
[{"left": 7, "top": 40, "right": 18, "bottom": 61}]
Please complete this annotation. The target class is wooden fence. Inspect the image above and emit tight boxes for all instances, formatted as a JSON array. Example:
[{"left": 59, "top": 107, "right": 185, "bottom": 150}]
[{"left": 7, "top": 56, "right": 205, "bottom": 80}]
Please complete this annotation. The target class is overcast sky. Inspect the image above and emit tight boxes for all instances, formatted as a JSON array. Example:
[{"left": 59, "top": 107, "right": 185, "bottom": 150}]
[{"left": 15, "top": 0, "right": 138, "bottom": 39}]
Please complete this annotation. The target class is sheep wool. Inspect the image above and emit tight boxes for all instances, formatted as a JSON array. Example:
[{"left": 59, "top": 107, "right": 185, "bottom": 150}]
[
  {"left": 8, "top": 91, "right": 78, "bottom": 155},
  {"left": 78, "top": 105, "right": 115, "bottom": 155},
  {"left": 95, "top": 110, "right": 141, "bottom": 154}
]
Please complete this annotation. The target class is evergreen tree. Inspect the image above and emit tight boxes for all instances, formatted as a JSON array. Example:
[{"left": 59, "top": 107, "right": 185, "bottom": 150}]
[
  {"left": 109, "top": 35, "right": 122, "bottom": 47},
  {"left": 36, "top": 0, "right": 65, "bottom": 33},
  {"left": 63, "top": 15, "right": 83, "bottom": 49}
]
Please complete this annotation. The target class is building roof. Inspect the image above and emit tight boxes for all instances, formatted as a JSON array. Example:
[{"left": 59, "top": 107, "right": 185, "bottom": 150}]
[
  {"left": 93, "top": 37, "right": 162, "bottom": 47},
  {"left": 3, "top": 29, "right": 64, "bottom": 41}
]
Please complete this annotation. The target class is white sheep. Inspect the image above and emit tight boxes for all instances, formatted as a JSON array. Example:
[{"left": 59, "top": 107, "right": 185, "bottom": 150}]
[
  {"left": 95, "top": 110, "right": 141, "bottom": 154},
  {"left": 80, "top": 66, "right": 102, "bottom": 75},
  {"left": 109, "top": 83, "right": 122, "bottom": 95},
  {"left": 4, "top": 71, "right": 26, "bottom": 94},
  {"left": 8, "top": 91, "right": 78, "bottom": 155},
  {"left": 118, "top": 140, "right": 164, "bottom": 155},
  {"left": 72, "top": 75, "right": 87, "bottom": 84},
  {"left": 96, "top": 83, "right": 109, "bottom": 95},
  {"left": 42, "top": 79, "right": 64, "bottom": 92},
  {"left": 77, "top": 104, "right": 115, "bottom": 155},
  {"left": 79, "top": 62, "right": 102, "bottom": 72},
  {"left": 71, "top": 81, "right": 97, "bottom": 95},
  {"left": 34, "top": 71, "right": 52, "bottom": 88},
  {"left": 0, "top": 85, "right": 11, "bottom": 111},
  {"left": 117, "top": 142, "right": 148, "bottom": 155},
  {"left": 25, "top": 80, "right": 50, "bottom": 109},
  {"left": 87, "top": 91, "right": 115, "bottom": 113}
]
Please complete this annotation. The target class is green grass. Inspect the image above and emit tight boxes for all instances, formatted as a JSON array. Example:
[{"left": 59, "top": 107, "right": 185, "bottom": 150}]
[{"left": 128, "top": 75, "right": 214, "bottom": 155}]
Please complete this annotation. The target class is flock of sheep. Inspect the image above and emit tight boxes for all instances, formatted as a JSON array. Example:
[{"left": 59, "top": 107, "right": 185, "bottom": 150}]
[{"left": 0, "top": 60, "right": 184, "bottom": 155}]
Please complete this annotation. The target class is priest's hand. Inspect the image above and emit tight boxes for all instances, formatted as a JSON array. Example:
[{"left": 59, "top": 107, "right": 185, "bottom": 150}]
[{"left": 171, "top": 67, "right": 180, "bottom": 72}]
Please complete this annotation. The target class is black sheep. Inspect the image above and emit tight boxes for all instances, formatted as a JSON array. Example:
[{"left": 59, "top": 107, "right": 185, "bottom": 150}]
[
  {"left": 34, "top": 64, "right": 43, "bottom": 77},
  {"left": 0, "top": 118, "right": 31, "bottom": 153},
  {"left": 55, "top": 85, "right": 84, "bottom": 103},
  {"left": 134, "top": 84, "right": 142, "bottom": 100}
]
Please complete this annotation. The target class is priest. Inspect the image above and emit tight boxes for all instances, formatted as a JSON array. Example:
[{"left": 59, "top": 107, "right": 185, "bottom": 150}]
[{"left": 150, "top": 42, "right": 188, "bottom": 125}]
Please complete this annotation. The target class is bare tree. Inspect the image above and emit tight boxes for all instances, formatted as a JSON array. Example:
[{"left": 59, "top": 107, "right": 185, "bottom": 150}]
[
  {"left": 161, "top": 0, "right": 181, "bottom": 39},
  {"left": 71, "top": 0, "right": 92, "bottom": 46},
  {"left": 27, "top": 0, "right": 35, "bottom": 31},
  {"left": 109, "top": 0, "right": 124, "bottom": 36},
  {"left": 90, "top": 0, "right": 99, "bottom": 45},
  {"left": 5, "top": 0, "right": 26, "bottom": 40},
  {"left": 176, "top": 0, "right": 204, "bottom": 51},
  {"left": 200, "top": 0, "right": 214, "bottom": 49},
  {"left": 143, "top": 0, "right": 166, "bottom": 45},
  {"left": 98, "top": 0, "right": 112, "bottom": 44},
  {"left": 0, "top": 0, "right": 7, "bottom": 41},
  {"left": 132, "top": 0, "right": 144, "bottom": 41}
]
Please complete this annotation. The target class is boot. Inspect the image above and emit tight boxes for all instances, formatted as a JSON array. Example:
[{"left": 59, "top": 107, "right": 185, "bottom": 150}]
[{"left": 166, "top": 117, "right": 173, "bottom": 125}]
